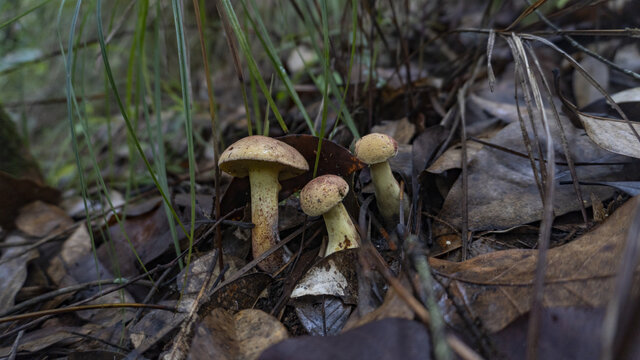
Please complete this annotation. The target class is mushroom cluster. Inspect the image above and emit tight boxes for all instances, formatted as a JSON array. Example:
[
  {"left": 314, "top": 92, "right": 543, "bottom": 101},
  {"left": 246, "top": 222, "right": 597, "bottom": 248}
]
[{"left": 218, "top": 132, "right": 404, "bottom": 273}]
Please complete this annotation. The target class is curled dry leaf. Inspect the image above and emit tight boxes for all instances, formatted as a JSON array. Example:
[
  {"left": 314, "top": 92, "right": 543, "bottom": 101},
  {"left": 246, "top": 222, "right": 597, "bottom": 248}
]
[
  {"left": 189, "top": 308, "right": 288, "bottom": 360},
  {"left": 578, "top": 87, "right": 640, "bottom": 159},
  {"left": 432, "top": 196, "right": 640, "bottom": 333}
]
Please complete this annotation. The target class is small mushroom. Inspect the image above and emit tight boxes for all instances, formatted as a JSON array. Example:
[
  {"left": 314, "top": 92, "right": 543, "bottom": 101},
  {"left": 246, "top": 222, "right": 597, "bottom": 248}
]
[
  {"left": 354, "top": 133, "right": 408, "bottom": 224},
  {"left": 219, "top": 135, "right": 309, "bottom": 272},
  {"left": 300, "top": 175, "right": 359, "bottom": 256}
]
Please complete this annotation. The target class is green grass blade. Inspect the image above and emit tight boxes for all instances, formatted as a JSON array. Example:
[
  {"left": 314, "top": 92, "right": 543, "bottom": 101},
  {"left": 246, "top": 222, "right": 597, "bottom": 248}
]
[
  {"left": 96, "top": 0, "right": 193, "bottom": 256},
  {"left": 218, "top": 0, "right": 289, "bottom": 133},
  {"left": 312, "top": 0, "right": 331, "bottom": 178},
  {"left": 243, "top": 0, "right": 315, "bottom": 135},
  {"left": 170, "top": 0, "right": 197, "bottom": 281},
  {"left": 0, "top": 0, "right": 52, "bottom": 30}
]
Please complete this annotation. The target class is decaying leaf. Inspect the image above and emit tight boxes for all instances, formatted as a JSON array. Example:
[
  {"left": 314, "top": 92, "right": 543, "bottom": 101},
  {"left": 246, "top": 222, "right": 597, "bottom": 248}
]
[
  {"left": 434, "top": 98, "right": 630, "bottom": 237},
  {"left": 259, "top": 318, "right": 431, "bottom": 360},
  {"left": 578, "top": 87, "right": 640, "bottom": 159},
  {"left": 15, "top": 200, "right": 73, "bottom": 237},
  {"left": 290, "top": 249, "right": 358, "bottom": 304},
  {"left": 0, "top": 324, "right": 102, "bottom": 357},
  {"left": 491, "top": 307, "right": 640, "bottom": 360},
  {"left": 47, "top": 224, "right": 135, "bottom": 326},
  {"left": 0, "top": 235, "right": 38, "bottom": 310},
  {"left": 573, "top": 55, "right": 609, "bottom": 109},
  {"left": 129, "top": 299, "right": 192, "bottom": 355},
  {"left": 209, "top": 273, "right": 273, "bottom": 311},
  {"left": 343, "top": 286, "right": 414, "bottom": 332},
  {"left": 0, "top": 171, "right": 60, "bottom": 229},
  {"left": 294, "top": 298, "right": 352, "bottom": 336},
  {"left": 189, "top": 308, "right": 288, "bottom": 360},
  {"left": 432, "top": 196, "right": 640, "bottom": 333},
  {"left": 289, "top": 250, "right": 359, "bottom": 336},
  {"left": 176, "top": 252, "right": 242, "bottom": 294}
]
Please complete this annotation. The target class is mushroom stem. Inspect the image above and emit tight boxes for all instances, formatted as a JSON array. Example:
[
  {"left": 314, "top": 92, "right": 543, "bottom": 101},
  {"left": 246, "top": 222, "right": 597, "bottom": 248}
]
[
  {"left": 370, "top": 161, "right": 405, "bottom": 223},
  {"left": 323, "top": 203, "right": 359, "bottom": 256},
  {"left": 248, "top": 164, "right": 283, "bottom": 272}
]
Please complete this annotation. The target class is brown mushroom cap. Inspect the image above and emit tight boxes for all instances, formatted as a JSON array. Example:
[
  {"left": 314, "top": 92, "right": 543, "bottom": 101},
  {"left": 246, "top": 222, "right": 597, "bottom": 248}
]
[
  {"left": 218, "top": 135, "right": 309, "bottom": 179},
  {"left": 300, "top": 175, "right": 349, "bottom": 217},
  {"left": 354, "top": 133, "right": 398, "bottom": 164}
]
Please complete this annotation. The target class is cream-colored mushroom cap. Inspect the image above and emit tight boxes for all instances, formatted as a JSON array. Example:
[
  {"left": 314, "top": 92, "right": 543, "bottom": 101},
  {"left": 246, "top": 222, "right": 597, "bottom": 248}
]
[
  {"left": 300, "top": 175, "right": 349, "bottom": 217},
  {"left": 218, "top": 135, "right": 309, "bottom": 179},
  {"left": 354, "top": 133, "right": 398, "bottom": 164}
]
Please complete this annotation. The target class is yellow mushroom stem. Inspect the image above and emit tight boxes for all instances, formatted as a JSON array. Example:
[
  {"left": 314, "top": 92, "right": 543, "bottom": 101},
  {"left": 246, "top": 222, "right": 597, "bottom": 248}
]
[
  {"left": 369, "top": 160, "right": 407, "bottom": 223},
  {"left": 248, "top": 164, "right": 284, "bottom": 272},
  {"left": 322, "top": 202, "right": 360, "bottom": 257}
]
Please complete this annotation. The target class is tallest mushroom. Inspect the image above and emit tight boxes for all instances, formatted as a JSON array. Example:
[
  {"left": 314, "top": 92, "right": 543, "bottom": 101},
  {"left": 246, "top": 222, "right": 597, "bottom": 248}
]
[{"left": 219, "top": 136, "right": 309, "bottom": 273}]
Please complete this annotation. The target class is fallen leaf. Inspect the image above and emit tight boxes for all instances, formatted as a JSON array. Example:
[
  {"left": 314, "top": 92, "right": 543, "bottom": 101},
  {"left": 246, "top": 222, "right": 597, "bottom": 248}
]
[
  {"left": 209, "top": 273, "right": 273, "bottom": 312},
  {"left": 432, "top": 196, "right": 640, "bottom": 333},
  {"left": 189, "top": 308, "right": 288, "bottom": 360},
  {"left": 343, "top": 286, "right": 414, "bottom": 332},
  {"left": 578, "top": 88, "right": 640, "bottom": 159},
  {"left": 290, "top": 249, "right": 358, "bottom": 303},
  {"left": 434, "top": 100, "right": 629, "bottom": 237},
  {"left": 259, "top": 318, "right": 432, "bottom": 360},
  {"left": 370, "top": 117, "right": 416, "bottom": 145},
  {"left": 491, "top": 307, "right": 640, "bottom": 360},
  {"left": 573, "top": 55, "right": 609, "bottom": 108},
  {"left": 0, "top": 324, "right": 98, "bottom": 357},
  {"left": 0, "top": 235, "right": 38, "bottom": 310},
  {"left": 129, "top": 299, "right": 191, "bottom": 354},
  {"left": 15, "top": 200, "right": 73, "bottom": 237},
  {"left": 426, "top": 140, "right": 484, "bottom": 174},
  {"left": 293, "top": 297, "right": 352, "bottom": 336},
  {"left": 47, "top": 224, "right": 135, "bottom": 326},
  {"left": 176, "top": 252, "right": 241, "bottom": 294},
  {"left": 0, "top": 171, "right": 60, "bottom": 229}
]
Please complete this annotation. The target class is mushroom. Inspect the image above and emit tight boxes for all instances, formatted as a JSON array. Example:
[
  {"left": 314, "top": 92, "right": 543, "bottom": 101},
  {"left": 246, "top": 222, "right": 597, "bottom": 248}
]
[
  {"left": 219, "top": 135, "right": 309, "bottom": 272},
  {"left": 300, "top": 175, "right": 359, "bottom": 256},
  {"left": 354, "top": 133, "right": 408, "bottom": 224}
]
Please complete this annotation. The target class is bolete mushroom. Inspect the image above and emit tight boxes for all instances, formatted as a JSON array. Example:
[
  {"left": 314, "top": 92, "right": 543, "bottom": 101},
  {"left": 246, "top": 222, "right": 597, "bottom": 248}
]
[
  {"left": 300, "top": 175, "right": 359, "bottom": 256},
  {"left": 219, "top": 135, "right": 309, "bottom": 272},
  {"left": 354, "top": 133, "right": 408, "bottom": 224}
]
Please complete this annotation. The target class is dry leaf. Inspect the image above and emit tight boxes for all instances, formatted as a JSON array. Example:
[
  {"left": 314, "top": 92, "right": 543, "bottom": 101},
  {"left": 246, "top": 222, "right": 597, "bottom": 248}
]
[
  {"left": 0, "top": 171, "right": 60, "bottom": 229},
  {"left": 573, "top": 54, "right": 609, "bottom": 108},
  {"left": 0, "top": 235, "right": 38, "bottom": 310},
  {"left": 189, "top": 308, "right": 288, "bottom": 360},
  {"left": 432, "top": 196, "right": 640, "bottom": 333},
  {"left": 15, "top": 200, "right": 72, "bottom": 237},
  {"left": 578, "top": 87, "right": 640, "bottom": 159},
  {"left": 259, "top": 318, "right": 431, "bottom": 360},
  {"left": 435, "top": 100, "right": 627, "bottom": 236},
  {"left": 491, "top": 307, "right": 640, "bottom": 360},
  {"left": 47, "top": 224, "right": 135, "bottom": 326}
]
